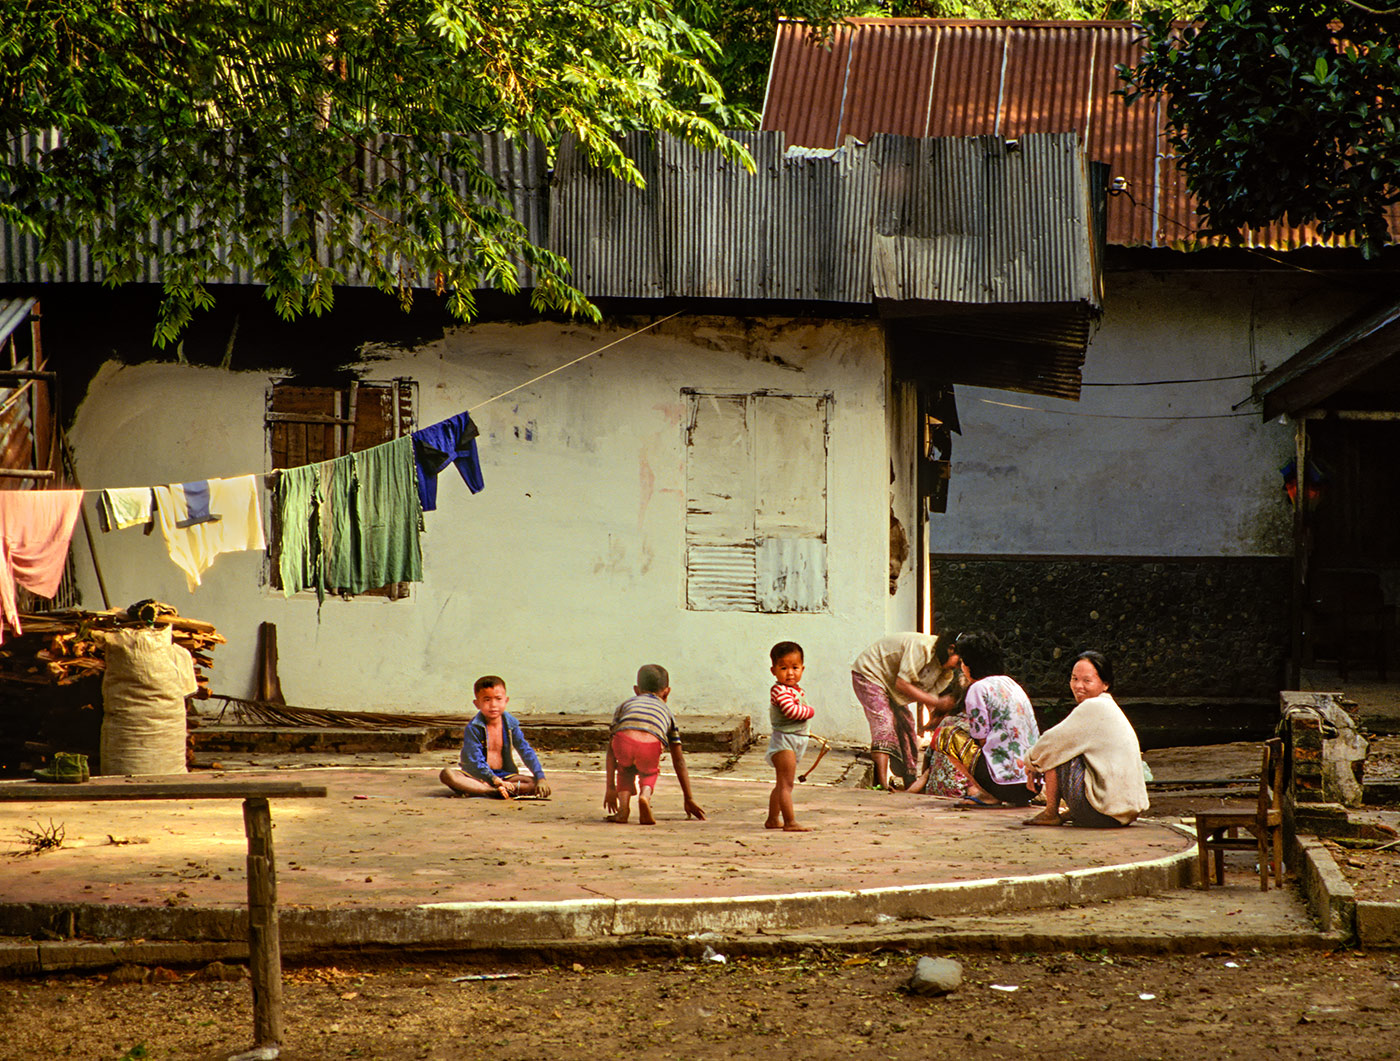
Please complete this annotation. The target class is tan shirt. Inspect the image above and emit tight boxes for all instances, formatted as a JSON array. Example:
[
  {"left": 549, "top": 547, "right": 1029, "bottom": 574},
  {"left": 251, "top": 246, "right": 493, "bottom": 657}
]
[{"left": 851, "top": 633, "right": 956, "bottom": 703}]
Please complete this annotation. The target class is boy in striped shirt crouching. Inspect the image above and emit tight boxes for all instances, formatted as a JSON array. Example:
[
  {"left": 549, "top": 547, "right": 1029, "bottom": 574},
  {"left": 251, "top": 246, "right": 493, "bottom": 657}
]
[{"left": 604, "top": 664, "right": 706, "bottom": 825}]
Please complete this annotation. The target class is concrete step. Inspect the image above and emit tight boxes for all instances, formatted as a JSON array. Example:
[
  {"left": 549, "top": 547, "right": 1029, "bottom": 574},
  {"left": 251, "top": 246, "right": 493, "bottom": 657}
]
[
  {"left": 509, "top": 713, "right": 752, "bottom": 754},
  {"left": 189, "top": 714, "right": 754, "bottom": 756},
  {"left": 190, "top": 726, "right": 444, "bottom": 755}
]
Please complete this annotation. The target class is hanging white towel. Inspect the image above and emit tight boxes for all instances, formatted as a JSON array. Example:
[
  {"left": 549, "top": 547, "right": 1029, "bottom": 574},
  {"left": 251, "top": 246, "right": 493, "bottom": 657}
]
[{"left": 151, "top": 475, "right": 266, "bottom": 590}]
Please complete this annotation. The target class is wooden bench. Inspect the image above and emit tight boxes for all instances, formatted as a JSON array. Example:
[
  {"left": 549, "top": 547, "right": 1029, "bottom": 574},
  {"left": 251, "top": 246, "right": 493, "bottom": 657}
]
[{"left": 0, "top": 778, "right": 326, "bottom": 1056}]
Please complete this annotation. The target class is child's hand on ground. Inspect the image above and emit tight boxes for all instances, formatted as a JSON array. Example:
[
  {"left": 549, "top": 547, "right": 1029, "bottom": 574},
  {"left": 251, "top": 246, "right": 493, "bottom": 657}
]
[
  {"left": 534, "top": 780, "right": 551, "bottom": 799},
  {"left": 683, "top": 798, "right": 706, "bottom": 821},
  {"left": 604, "top": 785, "right": 619, "bottom": 814}
]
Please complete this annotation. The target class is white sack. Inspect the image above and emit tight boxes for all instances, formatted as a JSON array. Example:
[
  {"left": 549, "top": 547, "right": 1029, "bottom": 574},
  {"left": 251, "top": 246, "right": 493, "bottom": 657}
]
[{"left": 99, "top": 626, "right": 197, "bottom": 776}]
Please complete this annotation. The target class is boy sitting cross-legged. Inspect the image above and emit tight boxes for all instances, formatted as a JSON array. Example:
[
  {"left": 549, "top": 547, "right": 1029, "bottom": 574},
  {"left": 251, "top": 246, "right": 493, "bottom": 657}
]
[{"left": 440, "top": 675, "right": 550, "bottom": 799}]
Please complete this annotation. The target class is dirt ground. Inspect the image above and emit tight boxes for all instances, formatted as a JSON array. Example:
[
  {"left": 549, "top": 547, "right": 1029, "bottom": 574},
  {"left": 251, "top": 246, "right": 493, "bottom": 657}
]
[
  {"left": 1320, "top": 838, "right": 1400, "bottom": 902},
  {"left": 6, "top": 948, "right": 1400, "bottom": 1060}
]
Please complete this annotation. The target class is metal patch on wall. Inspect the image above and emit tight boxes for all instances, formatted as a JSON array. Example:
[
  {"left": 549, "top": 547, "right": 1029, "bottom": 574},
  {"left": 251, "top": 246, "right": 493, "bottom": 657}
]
[{"left": 684, "top": 391, "right": 830, "bottom": 612}]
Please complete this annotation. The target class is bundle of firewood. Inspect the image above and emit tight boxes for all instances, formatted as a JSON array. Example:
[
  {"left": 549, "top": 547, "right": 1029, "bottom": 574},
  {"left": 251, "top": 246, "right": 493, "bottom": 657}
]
[{"left": 0, "top": 606, "right": 225, "bottom": 698}]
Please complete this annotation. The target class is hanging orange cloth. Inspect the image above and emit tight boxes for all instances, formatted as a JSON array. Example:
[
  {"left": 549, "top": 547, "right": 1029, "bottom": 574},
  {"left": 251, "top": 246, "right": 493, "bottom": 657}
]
[{"left": 0, "top": 489, "right": 83, "bottom": 642}]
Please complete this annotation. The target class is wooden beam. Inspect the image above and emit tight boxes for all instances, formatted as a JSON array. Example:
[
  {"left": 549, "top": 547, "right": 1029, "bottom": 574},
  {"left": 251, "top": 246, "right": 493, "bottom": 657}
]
[
  {"left": 1261, "top": 306, "right": 1400, "bottom": 419},
  {"left": 0, "top": 780, "right": 327, "bottom": 802},
  {"left": 1301, "top": 409, "right": 1400, "bottom": 421},
  {"left": 256, "top": 622, "right": 286, "bottom": 705},
  {"left": 0, "top": 369, "right": 57, "bottom": 382},
  {"left": 265, "top": 411, "right": 354, "bottom": 425},
  {"left": 0, "top": 468, "right": 54, "bottom": 479}
]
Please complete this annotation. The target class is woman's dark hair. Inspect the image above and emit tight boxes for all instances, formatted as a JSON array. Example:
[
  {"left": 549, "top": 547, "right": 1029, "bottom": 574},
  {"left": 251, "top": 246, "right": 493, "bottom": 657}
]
[
  {"left": 1072, "top": 650, "right": 1114, "bottom": 689},
  {"left": 955, "top": 630, "right": 1005, "bottom": 681},
  {"left": 934, "top": 634, "right": 956, "bottom": 666}
]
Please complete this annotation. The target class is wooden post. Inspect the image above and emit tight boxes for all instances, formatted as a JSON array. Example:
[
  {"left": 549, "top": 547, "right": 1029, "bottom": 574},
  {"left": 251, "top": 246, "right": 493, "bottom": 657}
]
[
  {"left": 256, "top": 622, "right": 286, "bottom": 705},
  {"left": 1287, "top": 419, "right": 1307, "bottom": 689},
  {"left": 243, "top": 797, "right": 284, "bottom": 1049},
  {"left": 59, "top": 429, "right": 111, "bottom": 609}
]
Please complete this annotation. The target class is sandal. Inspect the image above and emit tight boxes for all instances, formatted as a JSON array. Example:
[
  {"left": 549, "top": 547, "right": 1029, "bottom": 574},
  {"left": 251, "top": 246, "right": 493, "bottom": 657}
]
[{"left": 953, "top": 795, "right": 1004, "bottom": 809}]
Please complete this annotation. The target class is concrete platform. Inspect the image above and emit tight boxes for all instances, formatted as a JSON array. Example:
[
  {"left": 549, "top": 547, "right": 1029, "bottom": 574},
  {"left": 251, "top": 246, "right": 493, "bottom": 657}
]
[{"left": 0, "top": 757, "right": 1198, "bottom": 950}]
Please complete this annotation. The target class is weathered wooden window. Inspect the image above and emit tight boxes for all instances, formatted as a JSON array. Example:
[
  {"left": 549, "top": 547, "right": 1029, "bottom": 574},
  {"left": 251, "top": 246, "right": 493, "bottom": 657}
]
[
  {"left": 265, "top": 378, "right": 417, "bottom": 597},
  {"left": 684, "top": 391, "right": 830, "bottom": 612}
]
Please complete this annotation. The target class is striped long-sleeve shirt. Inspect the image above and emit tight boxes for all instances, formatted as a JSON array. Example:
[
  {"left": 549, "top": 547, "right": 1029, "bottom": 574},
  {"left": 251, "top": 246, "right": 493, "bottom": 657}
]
[{"left": 770, "top": 682, "right": 814, "bottom": 734}]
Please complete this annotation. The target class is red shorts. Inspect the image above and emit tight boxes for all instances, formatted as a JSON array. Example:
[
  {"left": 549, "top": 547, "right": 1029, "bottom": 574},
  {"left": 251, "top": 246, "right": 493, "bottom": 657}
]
[{"left": 610, "top": 730, "right": 664, "bottom": 794}]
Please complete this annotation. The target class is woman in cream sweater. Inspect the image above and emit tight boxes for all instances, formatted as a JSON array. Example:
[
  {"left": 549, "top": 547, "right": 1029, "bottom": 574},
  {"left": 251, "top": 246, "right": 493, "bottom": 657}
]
[{"left": 1024, "top": 651, "right": 1149, "bottom": 827}]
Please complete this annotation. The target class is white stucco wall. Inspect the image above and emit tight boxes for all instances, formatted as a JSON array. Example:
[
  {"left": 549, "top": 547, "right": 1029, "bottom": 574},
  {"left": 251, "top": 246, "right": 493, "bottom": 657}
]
[
  {"left": 70, "top": 316, "right": 912, "bottom": 740},
  {"left": 932, "top": 271, "right": 1371, "bottom": 557}
]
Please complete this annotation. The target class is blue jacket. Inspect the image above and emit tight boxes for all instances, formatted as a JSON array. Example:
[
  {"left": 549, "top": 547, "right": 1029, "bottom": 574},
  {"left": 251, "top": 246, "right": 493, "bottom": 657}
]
[
  {"left": 412, "top": 411, "right": 484, "bottom": 512},
  {"left": 459, "top": 711, "right": 546, "bottom": 783}
]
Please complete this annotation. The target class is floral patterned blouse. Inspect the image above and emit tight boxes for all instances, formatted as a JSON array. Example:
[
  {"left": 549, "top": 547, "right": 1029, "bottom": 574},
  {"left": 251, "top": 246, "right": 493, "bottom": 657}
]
[{"left": 964, "top": 674, "right": 1040, "bottom": 785}]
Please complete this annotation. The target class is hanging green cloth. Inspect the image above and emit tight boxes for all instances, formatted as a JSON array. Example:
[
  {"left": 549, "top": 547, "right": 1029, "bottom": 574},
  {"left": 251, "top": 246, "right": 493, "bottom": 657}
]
[
  {"left": 274, "top": 462, "right": 325, "bottom": 601},
  {"left": 274, "top": 436, "right": 422, "bottom": 600},
  {"left": 330, "top": 435, "right": 423, "bottom": 593}
]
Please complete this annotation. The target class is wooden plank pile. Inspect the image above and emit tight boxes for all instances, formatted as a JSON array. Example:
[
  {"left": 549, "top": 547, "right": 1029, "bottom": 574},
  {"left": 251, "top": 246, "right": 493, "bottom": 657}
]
[{"left": 0, "top": 606, "right": 225, "bottom": 697}]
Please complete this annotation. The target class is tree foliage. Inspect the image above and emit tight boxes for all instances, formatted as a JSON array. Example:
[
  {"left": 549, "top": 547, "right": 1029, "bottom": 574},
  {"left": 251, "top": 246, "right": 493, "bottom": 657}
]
[
  {"left": 1122, "top": 0, "right": 1400, "bottom": 255},
  {"left": 0, "top": 1, "right": 747, "bottom": 345}
]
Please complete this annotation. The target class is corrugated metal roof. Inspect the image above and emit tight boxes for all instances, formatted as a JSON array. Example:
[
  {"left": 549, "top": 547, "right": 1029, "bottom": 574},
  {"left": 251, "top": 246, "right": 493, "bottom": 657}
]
[
  {"left": 886, "top": 304, "right": 1093, "bottom": 400},
  {"left": 0, "top": 297, "right": 42, "bottom": 488},
  {"left": 552, "top": 129, "right": 1100, "bottom": 309},
  {"left": 0, "top": 299, "right": 37, "bottom": 346},
  {"left": 0, "top": 132, "right": 549, "bottom": 289},
  {"left": 762, "top": 18, "right": 1398, "bottom": 251}
]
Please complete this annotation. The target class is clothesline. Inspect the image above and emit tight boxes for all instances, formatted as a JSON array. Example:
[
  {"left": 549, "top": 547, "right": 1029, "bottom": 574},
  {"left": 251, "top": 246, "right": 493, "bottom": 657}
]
[
  {"left": 467, "top": 310, "right": 683, "bottom": 412},
  {"left": 42, "top": 310, "right": 684, "bottom": 496},
  {"left": 55, "top": 421, "right": 421, "bottom": 497}
]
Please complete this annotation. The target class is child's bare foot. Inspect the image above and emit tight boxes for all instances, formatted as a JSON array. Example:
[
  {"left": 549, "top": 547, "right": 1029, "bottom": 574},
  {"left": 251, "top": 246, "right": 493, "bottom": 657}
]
[
  {"left": 782, "top": 822, "right": 811, "bottom": 832},
  {"left": 638, "top": 796, "right": 656, "bottom": 825},
  {"left": 1023, "top": 809, "right": 1064, "bottom": 826},
  {"left": 765, "top": 817, "right": 783, "bottom": 829},
  {"left": 606, "top": 810, "right": 629, "bottom": 824}
]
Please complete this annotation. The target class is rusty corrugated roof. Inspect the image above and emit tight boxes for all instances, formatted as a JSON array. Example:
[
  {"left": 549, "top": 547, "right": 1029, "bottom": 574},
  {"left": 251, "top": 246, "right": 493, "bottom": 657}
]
[{"left": 762, "top": 18, "right": 1390, "bottom": 250}]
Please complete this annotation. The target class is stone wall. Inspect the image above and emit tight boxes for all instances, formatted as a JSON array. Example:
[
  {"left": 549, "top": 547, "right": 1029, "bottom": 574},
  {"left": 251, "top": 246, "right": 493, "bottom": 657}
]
[{"left": 930, "top": 554, "right": 1291, "bottom": 699}]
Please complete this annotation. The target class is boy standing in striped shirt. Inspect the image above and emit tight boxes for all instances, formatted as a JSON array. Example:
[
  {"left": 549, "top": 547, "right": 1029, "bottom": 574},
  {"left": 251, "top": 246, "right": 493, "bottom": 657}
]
[
  {"left": 604, "top": 664, "right": 706, "bottom": 825},
  {"left": 767, "top": 641, "right": 815, "bottom": 832}
]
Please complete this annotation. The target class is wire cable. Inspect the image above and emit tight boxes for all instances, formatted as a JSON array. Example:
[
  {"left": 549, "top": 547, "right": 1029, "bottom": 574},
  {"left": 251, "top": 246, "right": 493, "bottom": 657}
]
[{"left": 977, "top": 397, "right": 1259, "bottom": 421}]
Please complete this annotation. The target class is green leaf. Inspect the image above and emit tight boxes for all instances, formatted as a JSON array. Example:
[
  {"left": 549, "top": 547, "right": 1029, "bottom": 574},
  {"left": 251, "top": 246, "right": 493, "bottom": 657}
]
[{"left": 0, "top": 0, "right": 751, "bottom": 344}]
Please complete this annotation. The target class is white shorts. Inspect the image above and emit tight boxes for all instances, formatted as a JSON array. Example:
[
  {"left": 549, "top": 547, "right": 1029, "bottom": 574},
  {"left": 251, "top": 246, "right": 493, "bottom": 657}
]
[{"left": 766, "top": 730, "right": 810, "bottom": 766}]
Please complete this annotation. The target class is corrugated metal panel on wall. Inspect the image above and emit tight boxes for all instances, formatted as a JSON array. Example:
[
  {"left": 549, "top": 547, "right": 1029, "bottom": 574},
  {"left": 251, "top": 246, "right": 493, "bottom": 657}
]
[
  {"left": 762, "top": 17, "right": 1400, "bottom": 250},
  {"left": 549, "top": 132, "right": 665, "bottom": 298},
  {"left": 553, "top": 129, "right": 1098, "bottom": 309},
  {"left": 867, "top": 134, "right": 1094, "bottom": 306}
]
